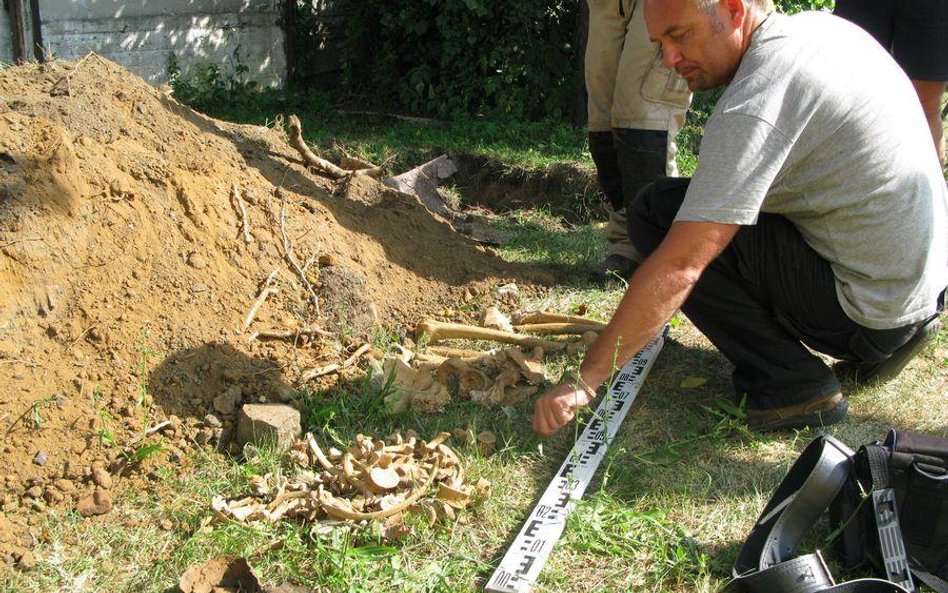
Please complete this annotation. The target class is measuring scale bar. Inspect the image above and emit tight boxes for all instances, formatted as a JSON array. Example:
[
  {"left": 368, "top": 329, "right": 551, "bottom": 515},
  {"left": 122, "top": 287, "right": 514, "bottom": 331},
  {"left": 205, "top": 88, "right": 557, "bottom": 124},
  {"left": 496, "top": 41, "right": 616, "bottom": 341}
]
[{"left": 485, "top": 327, "right": 668, "bottom": 593}]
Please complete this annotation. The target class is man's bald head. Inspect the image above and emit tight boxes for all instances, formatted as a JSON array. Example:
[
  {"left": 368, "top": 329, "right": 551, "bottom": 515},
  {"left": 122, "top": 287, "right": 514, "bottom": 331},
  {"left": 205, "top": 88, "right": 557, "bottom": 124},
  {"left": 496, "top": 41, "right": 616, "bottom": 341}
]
[{"left": 644, "top": 0, "right": 771, "bottom": 91}]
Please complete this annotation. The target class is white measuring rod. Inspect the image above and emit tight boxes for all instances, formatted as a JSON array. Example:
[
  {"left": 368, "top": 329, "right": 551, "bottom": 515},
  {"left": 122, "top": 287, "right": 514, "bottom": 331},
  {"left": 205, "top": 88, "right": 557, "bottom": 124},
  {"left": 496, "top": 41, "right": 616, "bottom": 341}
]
[{"left": 485, "top": 326, "right": 668, "bottom": 593}]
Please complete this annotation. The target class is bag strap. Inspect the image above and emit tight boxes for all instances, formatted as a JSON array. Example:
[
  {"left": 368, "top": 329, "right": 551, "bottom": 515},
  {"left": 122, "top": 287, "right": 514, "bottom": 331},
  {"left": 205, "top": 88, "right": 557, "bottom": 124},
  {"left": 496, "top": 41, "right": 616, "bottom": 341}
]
[{"left": 733, "top": 435, "right": 911, "bottom": 593}]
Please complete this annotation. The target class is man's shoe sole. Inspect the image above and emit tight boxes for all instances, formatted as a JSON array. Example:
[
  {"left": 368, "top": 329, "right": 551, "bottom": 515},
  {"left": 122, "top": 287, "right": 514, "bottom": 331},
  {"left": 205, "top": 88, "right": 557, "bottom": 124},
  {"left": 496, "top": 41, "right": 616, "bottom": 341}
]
[{"left": 747, "top": 393, "right": 849, "bottom": 432}]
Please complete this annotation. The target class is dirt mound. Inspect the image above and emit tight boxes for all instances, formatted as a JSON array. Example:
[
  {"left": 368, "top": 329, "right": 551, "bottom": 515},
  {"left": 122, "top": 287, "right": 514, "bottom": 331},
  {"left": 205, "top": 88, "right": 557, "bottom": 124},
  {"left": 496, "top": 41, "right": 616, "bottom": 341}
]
[{"left": 0, "top": 57, "right": 551, "bottom": 561}]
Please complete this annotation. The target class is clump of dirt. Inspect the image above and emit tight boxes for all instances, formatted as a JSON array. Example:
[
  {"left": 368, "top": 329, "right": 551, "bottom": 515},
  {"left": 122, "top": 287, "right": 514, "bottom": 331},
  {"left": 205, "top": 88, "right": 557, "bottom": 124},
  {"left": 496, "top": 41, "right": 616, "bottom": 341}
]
[{"left": 0, "top": 57, "right": 553, "bottom": 563}]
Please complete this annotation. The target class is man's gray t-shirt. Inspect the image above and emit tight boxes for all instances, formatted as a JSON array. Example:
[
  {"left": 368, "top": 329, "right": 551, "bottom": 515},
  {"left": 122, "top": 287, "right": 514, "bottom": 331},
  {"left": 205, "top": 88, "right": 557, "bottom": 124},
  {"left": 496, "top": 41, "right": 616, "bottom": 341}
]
[{"left": 676, "top": 12, "right": 948, "bottom": 330}]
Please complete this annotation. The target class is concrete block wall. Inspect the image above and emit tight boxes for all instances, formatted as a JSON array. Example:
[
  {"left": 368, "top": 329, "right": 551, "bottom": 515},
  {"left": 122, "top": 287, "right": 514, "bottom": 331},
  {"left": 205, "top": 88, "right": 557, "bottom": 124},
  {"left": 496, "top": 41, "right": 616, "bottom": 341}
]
[{"left": 2, "top": 0, "right": 287, "bottom": 87}]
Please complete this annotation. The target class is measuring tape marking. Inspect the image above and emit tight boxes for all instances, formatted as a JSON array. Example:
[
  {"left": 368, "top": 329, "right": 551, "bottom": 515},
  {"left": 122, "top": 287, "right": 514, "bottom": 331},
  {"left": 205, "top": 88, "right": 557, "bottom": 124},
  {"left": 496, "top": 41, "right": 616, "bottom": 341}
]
[{"left": 485, "top": 328, "right": 667, "bottom": 593}]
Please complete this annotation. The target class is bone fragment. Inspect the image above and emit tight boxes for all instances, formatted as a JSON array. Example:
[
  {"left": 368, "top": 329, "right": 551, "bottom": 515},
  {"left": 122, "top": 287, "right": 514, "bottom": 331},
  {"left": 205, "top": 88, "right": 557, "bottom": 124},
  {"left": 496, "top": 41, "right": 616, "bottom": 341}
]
[
  {"left": 513, "top": 310, "right": 603, "bottom": 325},
  {"left": 249, "top": 325, "right": 334, "bottom": 342},
  {"left": 513, "top": 322, "right": 605, "bottom": 335},
  {"left": 299, "top": 343, "right": 372, "bottom": 382},
  {"left": 369, "top": 467, "right": 400, "bottom": 492},
  {"left": 230, "top": 184, "right": 254, "bottom": 243},
  {"left": 416, "top": 320, "right": 566, "bottom": 351},
  {"left": 480, "top": 306, "right": 513, "bottom": 333},
  {"left": 287, "top": 115, "right": 349, "bottom": 179}
]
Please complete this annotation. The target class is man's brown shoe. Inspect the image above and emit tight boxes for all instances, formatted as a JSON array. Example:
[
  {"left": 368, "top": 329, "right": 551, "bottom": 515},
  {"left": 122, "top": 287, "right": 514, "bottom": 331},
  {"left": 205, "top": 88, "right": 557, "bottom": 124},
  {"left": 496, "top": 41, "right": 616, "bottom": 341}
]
[{"left": 746, "top": 392, "right": 848, "bottom": 432}]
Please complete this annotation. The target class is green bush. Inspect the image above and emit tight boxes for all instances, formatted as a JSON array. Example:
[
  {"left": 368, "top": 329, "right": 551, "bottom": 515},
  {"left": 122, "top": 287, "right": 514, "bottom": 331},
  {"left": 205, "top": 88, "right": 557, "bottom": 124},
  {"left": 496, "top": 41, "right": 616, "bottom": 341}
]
[
  {"left": 337, "top": 0, "right": 578, "bottom": 120},
  {"left": 281, "top": 0, "right": 830, "bottom": 123}
]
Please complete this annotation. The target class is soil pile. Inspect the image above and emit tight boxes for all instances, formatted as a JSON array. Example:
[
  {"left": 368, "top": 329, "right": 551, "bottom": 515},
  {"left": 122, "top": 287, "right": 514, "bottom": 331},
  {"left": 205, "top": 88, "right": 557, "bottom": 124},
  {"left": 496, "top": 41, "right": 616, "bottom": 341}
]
[{"left": 0, "top": 57, "right": 550, "bottom": 564}]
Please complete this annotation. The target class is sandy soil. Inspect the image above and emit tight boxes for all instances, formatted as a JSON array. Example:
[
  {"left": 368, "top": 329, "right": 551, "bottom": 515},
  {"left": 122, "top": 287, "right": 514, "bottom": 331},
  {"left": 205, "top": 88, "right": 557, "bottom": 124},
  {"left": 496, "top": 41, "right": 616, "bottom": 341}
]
[{"left": 0, "top": 57, "right": 554, "bottom": 566}]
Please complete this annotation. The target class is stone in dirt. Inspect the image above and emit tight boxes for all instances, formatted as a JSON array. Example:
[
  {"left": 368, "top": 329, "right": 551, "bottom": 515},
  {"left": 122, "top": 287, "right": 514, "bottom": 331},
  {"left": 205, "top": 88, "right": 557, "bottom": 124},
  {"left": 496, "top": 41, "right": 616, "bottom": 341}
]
[
  {"left": 76, "top": 490, "right": 112, "bottom": 517},
  {"left": 213, "top": 385, "right": 242, "bottom": 415},
  {"left": 179, "top": 556, "right": 263, "bottom": 593},
  {"left": 236, "top": 404, "right": 300, "bottom": 450},
  {"left": 91, "top": 466, "right": 113, "bottom": 490}
]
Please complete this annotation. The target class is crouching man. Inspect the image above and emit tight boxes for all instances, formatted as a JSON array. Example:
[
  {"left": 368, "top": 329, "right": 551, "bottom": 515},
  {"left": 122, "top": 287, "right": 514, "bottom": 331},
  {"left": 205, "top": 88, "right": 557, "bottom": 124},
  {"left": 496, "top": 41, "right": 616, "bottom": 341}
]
[{"left": 534, "top": 0, "right": 947, "bottom": 435}]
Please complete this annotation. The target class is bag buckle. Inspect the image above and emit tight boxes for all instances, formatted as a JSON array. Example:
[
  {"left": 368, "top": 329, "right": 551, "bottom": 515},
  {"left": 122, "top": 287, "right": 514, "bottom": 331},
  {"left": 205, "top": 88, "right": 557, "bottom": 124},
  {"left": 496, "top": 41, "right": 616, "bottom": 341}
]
[{"left": 872, "top": 487, "right": 915, "bottom": 592}]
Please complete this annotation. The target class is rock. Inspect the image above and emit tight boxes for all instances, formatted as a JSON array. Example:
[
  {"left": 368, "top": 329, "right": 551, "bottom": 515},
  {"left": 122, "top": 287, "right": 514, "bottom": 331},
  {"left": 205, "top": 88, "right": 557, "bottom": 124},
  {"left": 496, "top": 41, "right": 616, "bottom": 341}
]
[
  {"left": 179, "top": 556, "right": 263, "bottom": 593},
  {"left": 236, "top": 404, "right": 301, "bottom": 450},
  {"left": 213, "top": 385, "right": 241, "bottom": 415},
  {"left": 54, "top": 479, "right": 76, "bottom": 492},
  {"left": 203, "top": 413, "right": 222, "bottom": 428},
  {"left": 43, "top": 489, "right": 64, "bottom": 504},
  {"left": 91, "top": 467, "right": 113, "bottom": 490},
  {"left": 24, "top": 486, "right": 43, "bottom": 499},
  {"left": 33, "top": 451, "right": 47, "bottom": 466},
  {"left": 16, "top": 549, "right": 36, "bottom": 568},
  {"left": 186, "top": 252, "right": 207, "bottom": 269},
  {"left": 76, "top": 490, "right": 112, "bottom": 517},
  {"left": 194, "top": 428, "right": 213, "bottom": 446}
]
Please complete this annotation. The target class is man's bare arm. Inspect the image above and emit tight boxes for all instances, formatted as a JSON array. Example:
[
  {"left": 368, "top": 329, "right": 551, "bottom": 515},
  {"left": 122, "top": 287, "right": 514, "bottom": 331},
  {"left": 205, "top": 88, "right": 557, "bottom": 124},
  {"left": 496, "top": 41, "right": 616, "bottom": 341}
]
[{"left": 532, "top": 220, "right": 739, "bottom": 437}]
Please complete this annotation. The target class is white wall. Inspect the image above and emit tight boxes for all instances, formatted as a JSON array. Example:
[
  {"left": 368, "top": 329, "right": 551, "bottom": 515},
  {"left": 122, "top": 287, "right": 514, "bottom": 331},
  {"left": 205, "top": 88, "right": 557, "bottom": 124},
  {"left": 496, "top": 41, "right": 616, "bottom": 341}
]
[{"left": 2, "top": 1, "right": 286, "bottom": 87}]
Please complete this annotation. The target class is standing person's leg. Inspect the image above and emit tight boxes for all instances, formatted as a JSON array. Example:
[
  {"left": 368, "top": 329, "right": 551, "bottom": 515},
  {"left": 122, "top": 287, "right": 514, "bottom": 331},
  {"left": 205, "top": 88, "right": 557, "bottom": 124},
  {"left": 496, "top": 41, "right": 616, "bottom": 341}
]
[
  {"left": 592, "top": 0, "right": 690, "bottom": 284},
  {"left": 911, "top": 80, "right": 946, "bottom": 164},
  {"left": 586, "top": 0, "right": 639, "bottom": 282},
  {"left": 894, "top": 0, "right": 948, "bottom": 164},
  {"left": 836, "top": 0, "right": 947, "bottom": 164}
]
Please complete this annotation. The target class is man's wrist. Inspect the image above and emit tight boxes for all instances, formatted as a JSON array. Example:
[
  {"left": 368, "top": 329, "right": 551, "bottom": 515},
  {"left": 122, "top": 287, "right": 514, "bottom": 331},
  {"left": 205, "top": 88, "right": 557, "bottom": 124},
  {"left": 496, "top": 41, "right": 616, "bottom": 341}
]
[{"left": 567, "top": 370, "right": 597, "bottom": 399}]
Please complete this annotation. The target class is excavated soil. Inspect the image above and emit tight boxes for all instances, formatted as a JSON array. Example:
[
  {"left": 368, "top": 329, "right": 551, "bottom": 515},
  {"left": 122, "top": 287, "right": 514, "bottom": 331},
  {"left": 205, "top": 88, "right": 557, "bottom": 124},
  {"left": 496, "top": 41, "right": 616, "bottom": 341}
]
[{"left": 0, "top": 57, "right": 555, "bottom": 565}]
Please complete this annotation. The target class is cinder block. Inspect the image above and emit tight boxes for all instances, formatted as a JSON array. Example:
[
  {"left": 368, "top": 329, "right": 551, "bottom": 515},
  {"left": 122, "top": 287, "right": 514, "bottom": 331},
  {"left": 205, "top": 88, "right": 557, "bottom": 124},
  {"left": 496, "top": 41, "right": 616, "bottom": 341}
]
[{"left": 236, "top": 403, "right": 301, "bottom": 450}]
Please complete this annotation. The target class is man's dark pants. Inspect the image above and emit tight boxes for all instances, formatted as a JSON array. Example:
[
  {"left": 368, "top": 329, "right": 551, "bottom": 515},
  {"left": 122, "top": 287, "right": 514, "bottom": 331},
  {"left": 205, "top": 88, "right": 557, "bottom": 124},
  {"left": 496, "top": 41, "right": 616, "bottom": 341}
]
[{"left": 628, "top": 178, "right": 924, "bottom": 411}]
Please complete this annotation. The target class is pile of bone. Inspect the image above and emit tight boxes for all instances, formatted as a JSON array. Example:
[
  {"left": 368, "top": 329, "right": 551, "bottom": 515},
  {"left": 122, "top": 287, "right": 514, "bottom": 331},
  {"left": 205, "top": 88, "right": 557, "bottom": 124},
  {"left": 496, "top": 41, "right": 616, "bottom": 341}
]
[
  {"left": 211, "top": 431, "right": 489, "bottom": 528},
  {"left": 380, "top": 346, "right": 548, "bottom": 413},
  {"left": 374, "top": 308, "right": 606, "bottom": 413}
]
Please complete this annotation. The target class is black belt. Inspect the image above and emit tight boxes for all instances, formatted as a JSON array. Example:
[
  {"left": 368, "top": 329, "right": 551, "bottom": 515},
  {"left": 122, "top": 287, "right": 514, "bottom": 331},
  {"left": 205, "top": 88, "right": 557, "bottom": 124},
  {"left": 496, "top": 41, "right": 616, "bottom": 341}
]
[{"left": 732, "top": 435, "right": 911, "bottom": 593}]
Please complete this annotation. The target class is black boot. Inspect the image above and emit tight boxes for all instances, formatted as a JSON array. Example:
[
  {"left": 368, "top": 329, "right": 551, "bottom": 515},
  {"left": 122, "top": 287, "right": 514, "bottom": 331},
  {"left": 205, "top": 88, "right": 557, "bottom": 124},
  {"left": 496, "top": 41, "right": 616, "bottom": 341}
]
[
  {"left": 588, "top": 131, "right": 637, "bottom": 284},
  {"left": 588, "top": 131, "right": 624, "bottom": 211}
]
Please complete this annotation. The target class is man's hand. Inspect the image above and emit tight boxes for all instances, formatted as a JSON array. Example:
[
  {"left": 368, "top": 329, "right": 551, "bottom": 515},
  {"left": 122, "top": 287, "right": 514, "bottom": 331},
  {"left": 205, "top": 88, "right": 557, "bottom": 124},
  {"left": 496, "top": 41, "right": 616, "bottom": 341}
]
[{"left": 532, "top": 383, "right": 595, "bottom": 437}]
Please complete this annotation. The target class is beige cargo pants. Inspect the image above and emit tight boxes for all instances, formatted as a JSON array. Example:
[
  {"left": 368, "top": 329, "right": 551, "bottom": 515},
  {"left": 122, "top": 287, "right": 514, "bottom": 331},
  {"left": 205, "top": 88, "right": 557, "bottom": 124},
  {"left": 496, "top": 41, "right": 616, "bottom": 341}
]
[{"left": 586, "top": 0, "right": 691, "bottom": 260}]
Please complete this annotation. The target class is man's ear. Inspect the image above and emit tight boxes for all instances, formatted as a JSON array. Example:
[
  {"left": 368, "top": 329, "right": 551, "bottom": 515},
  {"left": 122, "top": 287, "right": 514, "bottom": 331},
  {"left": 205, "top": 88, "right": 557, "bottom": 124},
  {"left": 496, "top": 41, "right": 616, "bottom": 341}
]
[{"left": 722, "top": 0, "right": 747, "bottom": 27}]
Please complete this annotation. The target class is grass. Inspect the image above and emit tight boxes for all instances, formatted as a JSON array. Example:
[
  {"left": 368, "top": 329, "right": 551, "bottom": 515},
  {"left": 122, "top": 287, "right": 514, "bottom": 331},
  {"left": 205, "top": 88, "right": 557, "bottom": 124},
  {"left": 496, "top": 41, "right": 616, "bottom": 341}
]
[
  {"left": 3, "top": 95, "right": 946, "bottom": 593},
  {"left": 5, "top": 261, "right": 944, "bottom": 592}
]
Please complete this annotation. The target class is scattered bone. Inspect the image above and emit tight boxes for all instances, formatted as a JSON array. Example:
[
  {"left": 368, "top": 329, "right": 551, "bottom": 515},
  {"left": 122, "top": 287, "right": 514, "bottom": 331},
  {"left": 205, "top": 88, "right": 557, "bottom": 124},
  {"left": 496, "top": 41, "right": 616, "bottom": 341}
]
[
  {"left": 382, "top": 154, "right": 458, "bottom": 219},
  {"left": 380, "top": 359, "right": 451, "bottom": 413},
  {"left": 415, "top": 319, "right": 566, "bottom": 351},
  {"left": 566, "top": 330, "right": 600, "bottom": 356},
  {"left": 471, "top": 368, "right": 525, "bottom": 406},
  {"left": 277, "top": 188, "right": 320, "bottom": 309},
  {"left": 230, "top": 184, "right": 254, "bottom": 244},
  {"left": 249, "top": 325, "right": 334, "bottom": 343},
  {"left": 480, "top": 306, "right": 514, "bottom": 333},
  {"left": 513, "top": 322, "right": 605, "bottom": 335},
  {"left": 339, "top": 155, "right": 382, "bottom": 177},
  {"left": 513, "top": 310, "right": 603, "bottom": 326},
  {"left": 503, "top": 348, "right": 546, "bottom": 384},
  {"left": 299, "top": 343, "right": 372, "bottom": 382},
  {"left": 427, "top": 346, "right": 490, "bottom": 360},
  {"left": 286, "top": 115, "right": 348, "bottom": 179},
  {"left": 242, "top": 287, "right": 278, "bottom": 333},
  {"left": 212, "top": 431, "right": 489, "bottom": 528},
  {"left": 476, "top": 431, "right": 497, "bottom": 456}
]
